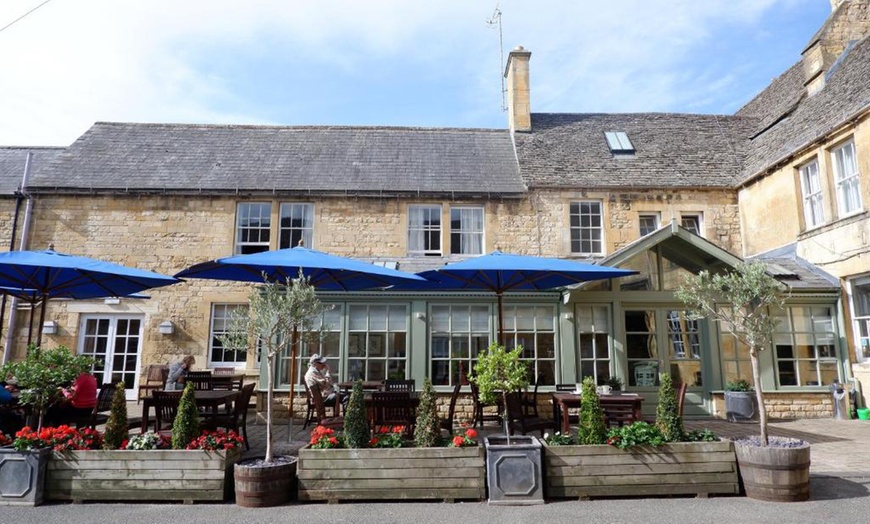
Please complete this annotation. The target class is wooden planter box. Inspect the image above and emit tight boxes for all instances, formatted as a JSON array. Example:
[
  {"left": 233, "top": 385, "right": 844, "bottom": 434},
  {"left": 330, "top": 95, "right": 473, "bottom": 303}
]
[
  {"left": 297, "top": 445, "right": 486, "bottom": 503},
  {"left": 543, "top": 441, "right": 739, "bottom": 499},
  {"left": 45, "top": 449, "right": 240, "bottom": 503}
]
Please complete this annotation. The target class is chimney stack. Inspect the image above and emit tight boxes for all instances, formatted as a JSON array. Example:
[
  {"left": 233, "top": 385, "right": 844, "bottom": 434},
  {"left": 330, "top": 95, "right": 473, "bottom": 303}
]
[
  {"left": 504, "top": 46, "right": 532, "bottom": 133},
  {"left": 802, "top": 0, "right": 870, "bottom": 95}
]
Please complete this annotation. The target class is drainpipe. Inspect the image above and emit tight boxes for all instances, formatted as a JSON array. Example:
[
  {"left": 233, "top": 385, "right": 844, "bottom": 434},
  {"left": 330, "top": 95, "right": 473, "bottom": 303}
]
[{"left": 2, "top": 151, "right": 34, "bottom": 364}]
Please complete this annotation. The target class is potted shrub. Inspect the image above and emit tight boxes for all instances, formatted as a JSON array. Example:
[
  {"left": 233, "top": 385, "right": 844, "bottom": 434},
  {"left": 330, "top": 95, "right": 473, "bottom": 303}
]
[
  {"left": 677, "top": 261, "right": 811, "bottom": 502},
  {"left": 542, "top": 373, "right": 738, "bottom": 499},
  {"left": 724, "top": 379, "right": 757, "bottom": 422},
  {"left": 296, "top": 380, "right": 486, "bottom": 502},
  {"left": 0, "top": 345, "right": 94, "bottom": 506},
  {"left": 219, "top": 272, "right": 328, "bottom": 507},
  {"left": 469, "top": 343, "right": 543, "bottom": 505}
]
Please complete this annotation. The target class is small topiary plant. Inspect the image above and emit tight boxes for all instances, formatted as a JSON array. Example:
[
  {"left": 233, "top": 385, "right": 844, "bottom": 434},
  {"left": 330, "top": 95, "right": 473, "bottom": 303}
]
[
  {"left": 102, "top": 382, "right": 129, "bottom": 449},
  {"left": 171, "top": 382, "right": 200, "bottom": 449},
  {"left": 655, "top": 373, "right": 684, "bottom": 442},
  {"left": 413, "top": 377, "right": 442, "bottom": 447},
  {"left": 577, "top": 376, "right": 607, "bottom": 445},
  {"left": 343, "top": 380, "right": 370, "bottom": 449}
]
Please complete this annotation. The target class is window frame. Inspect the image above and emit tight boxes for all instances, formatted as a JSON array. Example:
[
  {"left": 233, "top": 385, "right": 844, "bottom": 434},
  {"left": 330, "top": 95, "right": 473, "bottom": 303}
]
[
  {"left": 208, "top": 303, "right": 250, "bottom": 368},
  {"left": 569, "top": 200, "right": 604, "bottom": 255},
  {"left": 408, "top": 204, "right": 443, "bottom": 256},
  {"left": 346, "top": 304, "right": 410, "bottom": 382},
  {"left": 278, "top": 202, "right": 314, "bottom": 249},
  {"left": 449, "top": 206, "right": 485, "bottom": 255},
  {"left": 429, "top": 304, "right": 492, "bottom": 387},
  {"left": 235, "top": 202, "right": 272, "bottom": 254},
  {"left": 848, "top": 275, "right": 870, "bottom": 363},
  {"left": 638, "top": 213, "right": 660, "bottom": 237},
  {"left": 502, "top": 304, "right": 557, "bottom": 386},
  {"left": 680, "top": 213, "right": 704, "bottom": 237},
  {"left": 832, "top": 140, "right": 862, "bottom": 218},
  {"left": 798, "top": 159, "right": 825, "bottom": 229},
  {"left": 773, "top": 305, "right": 840, "bottom": 387},
  {"left": 575, "top": 305, "right": 612, "bottom": 386}
]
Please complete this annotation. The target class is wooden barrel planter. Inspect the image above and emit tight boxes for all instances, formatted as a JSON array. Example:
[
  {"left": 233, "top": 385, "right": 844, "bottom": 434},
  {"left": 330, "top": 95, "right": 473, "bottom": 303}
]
[
  {"left": 234, "top": 458, "right": 297, "bottom": 507},
  {"left": 733, "top": 438, "right": 811, "bottom": 502}
]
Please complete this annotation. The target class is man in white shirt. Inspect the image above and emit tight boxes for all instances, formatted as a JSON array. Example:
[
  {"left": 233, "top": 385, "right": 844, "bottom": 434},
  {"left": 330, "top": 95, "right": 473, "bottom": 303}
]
[{"left": 304, "top": 354, "right": 348, "bottom": 407}]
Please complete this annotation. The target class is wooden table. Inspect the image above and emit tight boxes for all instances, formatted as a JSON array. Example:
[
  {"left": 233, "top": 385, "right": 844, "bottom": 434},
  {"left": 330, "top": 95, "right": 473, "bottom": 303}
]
[
  {"left": 338, "top": 381, "right": 385, "bottom": 392},
  {"left": 140, "top": 389, "right": 238, "bottom": 433},
  {"left": 552, "top": 392, "right": 644, "bottom": 434}
]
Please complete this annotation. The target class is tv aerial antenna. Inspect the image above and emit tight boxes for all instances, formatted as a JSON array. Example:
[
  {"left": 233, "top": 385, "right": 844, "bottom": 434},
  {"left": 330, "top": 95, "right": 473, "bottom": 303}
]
[{"left": 486, "top": 3, "right": 507, "bottom": 112}]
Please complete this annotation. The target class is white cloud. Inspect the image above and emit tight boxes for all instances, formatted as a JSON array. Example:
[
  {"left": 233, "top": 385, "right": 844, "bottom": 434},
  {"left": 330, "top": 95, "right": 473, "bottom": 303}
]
[{"left": 0, "top": 0, "right": 824, "bottom": 145}]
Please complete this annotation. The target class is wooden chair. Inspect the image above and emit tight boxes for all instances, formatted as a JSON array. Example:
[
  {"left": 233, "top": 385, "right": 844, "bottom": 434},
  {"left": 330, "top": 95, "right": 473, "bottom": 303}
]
[
  {"left": 309, "top": 385, "right": 344, "bottom": 431},
  {"left": 505, "top": 391, "right": 553, "bottom": 436},
  {"left": 209, "top": 383, "right": 255, "bottom": 450},
  {"left": 303, "top": 382, "right": 340, "bottom": 429},
  {"left": 185, "top": 371, "right": 213, "bottom": 391},
  {"left": 371, "top": 391, "right": 415, "bottom": 435},
  {"left": 137, "top": 365, "right": 168, "bottom": 404},
  {"left": 522, "top": 374, "right": 542, "bottom": 417},
  {"left": 439, "top": 381, "right": 463, "bottom": 434},
  {"left": 676, "top": 382, "right": 688, "bottom": 417},
  {"left": 152, "top": 390, "right": 183, "bottom": 433},
  {"left": 71, "top": 383, "right": 116, "bottom": 430},
  {"left": 212, "top": 367, "right": 236, "bottom": 375},
  {"left": 602, "top": 403, "right": 639, "bottom": 428},
  {"left": 469, "top": 381, "right": 502, "bottom": 428},
  {"left": 383, "top": 379, "right": 415, "bottom": 393}
]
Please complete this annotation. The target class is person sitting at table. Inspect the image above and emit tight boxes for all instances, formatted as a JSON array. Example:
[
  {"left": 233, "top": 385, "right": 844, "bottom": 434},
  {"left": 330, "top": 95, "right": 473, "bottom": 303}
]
[
  {"left": 304, "top": 354, "right": 348, "bottom": 408},
  {"left": 0, "top": 379, "right": 25, "bottom": 434},
  {"left": 45, "top": 372, "right": 98, "bottom": 426},
  {"left": 165, "top": 355, "right": 195, "bottom": 391}
]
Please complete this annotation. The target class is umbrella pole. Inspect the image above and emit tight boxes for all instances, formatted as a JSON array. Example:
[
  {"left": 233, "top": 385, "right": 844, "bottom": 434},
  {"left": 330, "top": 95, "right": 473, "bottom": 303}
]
[
  {"left": 287, "top": 325, "right": 299, "bottom": 442},
  {"left": 35, "top": 298, "right": 47, "bottom": 347},
  {"left": 497, "top": 292, "right": 505, "bottom": 347},
  {"left": 26, "top": 301, "right": 34, "bottom": 347}
]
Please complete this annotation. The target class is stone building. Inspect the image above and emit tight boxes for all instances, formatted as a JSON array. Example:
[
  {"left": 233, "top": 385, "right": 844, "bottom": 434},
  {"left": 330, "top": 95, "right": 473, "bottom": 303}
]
[{"left": 2, "top": 1, "right": 869, "bottom": 420}]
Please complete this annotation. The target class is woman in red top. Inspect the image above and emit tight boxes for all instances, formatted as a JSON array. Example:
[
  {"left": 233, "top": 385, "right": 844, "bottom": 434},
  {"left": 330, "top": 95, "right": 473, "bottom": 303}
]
[{"left": 46, "top": 373, "right": 98, "bottom": 425}]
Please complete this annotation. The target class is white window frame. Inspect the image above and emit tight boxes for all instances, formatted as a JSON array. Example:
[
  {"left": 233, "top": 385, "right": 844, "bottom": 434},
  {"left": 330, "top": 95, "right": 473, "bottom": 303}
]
[
  {"left": 346, "top": 304, "right": 409, "bottom": 382},
  {"left": 638, "top": 213, "right": 660, "bottom": 237},
  {"left": 235, "top": 202, "right": 272, "bottom": 254},
  {"left": 209, "top": 303, "right": 249, "bottom": 368},
  {"left": 78, "top": 315, "right": 144, "bottom": 400},
  {"left": 680, "top": 213, "right": 704, "bottom": 237},
  {"left": 450, "top": 206, "right": 484, "bottom": 255},
  {"left": 408, "top": 204, "right": 442, "bottom": 256},
  {"left": 832, "top": 140, "right": 862, "bottom": 217},
  {"left": 278, "top": 203, "right": 314, "bottom": 249},
  {"left": 773, "top": 306, "right": 839, "bottom": 387},
  {"left": 277, "top": 305, "right": 343, "bottom": 388},
  {"left": 799, "top": 159, "right": 825, "bottom": 229},
  {"left": 569, "top": 200, "right": 604, "bottom": 255},
  {"left": 848, "top": 275, "right": 870, "bottom": 363}
]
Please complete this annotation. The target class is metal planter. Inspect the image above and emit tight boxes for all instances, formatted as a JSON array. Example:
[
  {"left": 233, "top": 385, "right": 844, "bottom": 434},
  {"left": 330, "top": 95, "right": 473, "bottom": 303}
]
[{"left": 484, "top": 435, "right": 544, "bottom": 505}]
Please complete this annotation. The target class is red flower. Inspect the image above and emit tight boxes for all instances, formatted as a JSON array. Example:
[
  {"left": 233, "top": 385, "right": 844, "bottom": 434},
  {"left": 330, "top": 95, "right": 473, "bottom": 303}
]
[
  {"left": 465, "top": 428, "right": 478, "bottom": 439},
  {"left": 370, "top": 437, "right": 379, "bottom": 446},
  {"left": 452, "top": 436, "right": 464, "bottom": 447},
  {"left": 378, "top": 426, "right": 390, "bottom": 434}
]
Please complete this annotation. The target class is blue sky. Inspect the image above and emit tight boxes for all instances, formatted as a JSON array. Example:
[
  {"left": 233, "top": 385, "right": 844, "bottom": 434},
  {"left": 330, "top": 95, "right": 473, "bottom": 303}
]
[{"left": 0, "top": 1, "right": 832, "bottom": 146}]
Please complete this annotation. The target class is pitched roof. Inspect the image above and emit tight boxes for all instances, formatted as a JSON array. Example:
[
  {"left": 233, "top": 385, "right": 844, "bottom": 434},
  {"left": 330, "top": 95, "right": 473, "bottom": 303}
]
[
  {"left": 513, "top": 113, "right": 756, "bottom": 189},
  {"left": 29, "top": 122, "right": 525, "bottom": 197},
  {"left": 739, "top": 35, "right": 870, "bottom": 183},
  {"left": 0, "top": 147, "right": 66, "bottom": 195}
]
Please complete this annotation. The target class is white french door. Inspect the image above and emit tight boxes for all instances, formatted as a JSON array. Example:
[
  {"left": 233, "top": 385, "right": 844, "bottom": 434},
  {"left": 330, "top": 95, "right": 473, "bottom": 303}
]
[{"left": 78, "top": 315, "right": 144, "bottom": 400}]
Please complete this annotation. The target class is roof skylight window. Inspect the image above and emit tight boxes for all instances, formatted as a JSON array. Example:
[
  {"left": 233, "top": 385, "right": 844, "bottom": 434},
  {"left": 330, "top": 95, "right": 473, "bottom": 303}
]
[{"left": 604, "top": 131, "right": 635, "bottom": 155}]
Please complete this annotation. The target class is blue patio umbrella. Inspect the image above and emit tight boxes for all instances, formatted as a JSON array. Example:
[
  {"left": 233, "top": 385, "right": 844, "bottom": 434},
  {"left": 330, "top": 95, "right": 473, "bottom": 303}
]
[
  {"left": 415, "top": 251, "right": 637, "bottom": 344},
  {"left": 174, "top": 246, "right": 426, "bottom": 290},
  {"left": 0, "top": 248, "right": 180, "bottom": 345},
  {"left": 175, "top": 245, "right": 426, "bottom": 427}
]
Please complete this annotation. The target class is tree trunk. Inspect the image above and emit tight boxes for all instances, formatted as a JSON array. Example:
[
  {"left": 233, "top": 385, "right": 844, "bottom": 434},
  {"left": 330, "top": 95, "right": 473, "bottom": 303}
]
[
  {"left": 749, "top": 346, "right": 768, "bottom": 446},
  {"left": 265, "top": 356, "right": 274, "bottom": 463}
]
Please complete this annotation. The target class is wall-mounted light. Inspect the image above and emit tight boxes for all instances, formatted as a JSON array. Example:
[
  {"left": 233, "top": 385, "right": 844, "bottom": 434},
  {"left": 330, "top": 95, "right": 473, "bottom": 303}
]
[
  {"left": 104, "top": 297, "right": 121, "bottom": 305},
  {"left": 415, "top": 312, "right": 426, "bottom": 321},
  {"left": 562, "top": 312, "right": 574, "bottom": 321},
  {"left": 42, "top": 320, "right": 58, "bottom": 335},
  {"left": 158, "top": 320, "right": 174, "bottom": 335}
]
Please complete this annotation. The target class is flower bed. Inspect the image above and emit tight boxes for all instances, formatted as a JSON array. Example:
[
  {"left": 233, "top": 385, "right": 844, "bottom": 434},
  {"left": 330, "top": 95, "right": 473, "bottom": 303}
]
[
  {"left": 543, "top": 440, "right": 739, "bottom": 499},
  {"left": 297, "top": 426, "right": 485, "bottom": 502}
]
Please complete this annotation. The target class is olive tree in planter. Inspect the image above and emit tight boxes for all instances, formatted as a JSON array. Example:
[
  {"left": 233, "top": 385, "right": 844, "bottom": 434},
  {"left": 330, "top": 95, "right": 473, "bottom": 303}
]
[
  {"left": 219, "top": 272, "right": 328, "bottom": 507},
  {"left": 676, "top": 261, "right": 811, "bottom": 501},
  {"left": 469, "top": 343, "right": 543, "bottom": 505}
]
